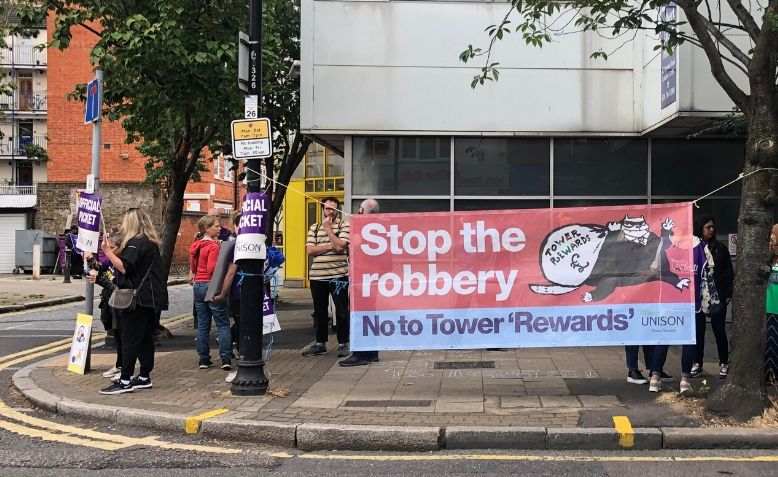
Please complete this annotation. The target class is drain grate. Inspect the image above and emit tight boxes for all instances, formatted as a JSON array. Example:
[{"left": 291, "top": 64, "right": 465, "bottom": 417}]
[
  {"left": 434, "top": 360, "right": 495, "bottom": 369},
  {"left": 343, "top": 400, "right": 432, "bottom": 408}
]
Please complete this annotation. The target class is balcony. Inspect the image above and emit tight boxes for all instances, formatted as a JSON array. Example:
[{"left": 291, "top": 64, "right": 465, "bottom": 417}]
[
  {"left": 0, "top": 93, "right": 47, "bottom": 113},
  {"left": 0, "top": 183, "right": 37, "bottom": 208},
  {"left": 0, "top": 46, "right": 47, "bottom": 67},
  {"left": 0, "top": 184, "right": 36, "bottom": 195},
  {"left": 0, "top": 135, "right": 47, "bottom": 157}
]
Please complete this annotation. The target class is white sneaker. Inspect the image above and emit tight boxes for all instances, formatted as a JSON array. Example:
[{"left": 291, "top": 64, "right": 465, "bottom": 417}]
[
  {"left": 649, "top": 373, "right": 662, "bottom": 393},
  {"left": 690, "top": 363, "right": 703, "bottom": 377},
  {"left": 679, "top": 378, "right": 692, "bottom": 395},
  {"left": 225, "top": 371, "right": 237, "bottom": 383},
  {"left": 719, "top": 363, "right": 729, "bottom": 378},
  {"left": 102, "top": 367, "right": 121, "bottom": 378}
]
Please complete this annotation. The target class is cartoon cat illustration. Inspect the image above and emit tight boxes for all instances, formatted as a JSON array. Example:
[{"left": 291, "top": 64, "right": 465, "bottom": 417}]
[{"left": 530, "top": 215, "right": 690, "bottom": 302}]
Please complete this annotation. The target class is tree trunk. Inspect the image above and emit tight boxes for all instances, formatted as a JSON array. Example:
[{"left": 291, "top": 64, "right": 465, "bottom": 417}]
[
  {"left": 707, "top": 100, "right": 778, "bottom": 419},
  {"left": 265, "top": 136, "right": 310, "bottom": 241},
  {"left": 158, "top": 175, "right": 188, "bottom": 283}
]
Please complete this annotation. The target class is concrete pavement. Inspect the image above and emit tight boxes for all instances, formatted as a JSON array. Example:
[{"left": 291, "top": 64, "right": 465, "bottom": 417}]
[{"left": 11, "top": 286, "right": 778, "bottom": 451}]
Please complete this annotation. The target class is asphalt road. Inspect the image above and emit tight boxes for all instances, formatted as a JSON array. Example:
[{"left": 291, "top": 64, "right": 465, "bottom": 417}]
[{"left": 2, "top": 284, "right": 778, "bottom": 475}]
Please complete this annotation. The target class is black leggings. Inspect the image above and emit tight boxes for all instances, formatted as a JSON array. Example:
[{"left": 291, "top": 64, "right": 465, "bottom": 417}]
[
  {"left": 119, "top": 306, "right": 156, "bottom": 381},
  {"left": 695, "top": 307, "right": 729, "bottom": 365}
]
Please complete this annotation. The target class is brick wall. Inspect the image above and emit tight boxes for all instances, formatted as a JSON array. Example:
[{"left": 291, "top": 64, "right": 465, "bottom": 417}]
[
  {"left": 46, "top": 16, "right": 148, "bottom": 183},
  {"left": 34, "top": 182, "right": 164, "bottom": 235}
]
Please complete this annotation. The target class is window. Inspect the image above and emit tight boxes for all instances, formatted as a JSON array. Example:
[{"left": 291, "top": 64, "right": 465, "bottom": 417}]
[
  {"left": 554, "top": 138, "right": 648, "bottom": 196},
  {"left": 305, "top": 143, "right": 325, "bottom": 178},
  {"left": 213, "top": 155, "right": 221, "bottom": 179},
  {"left": 454, "top": 199, "right": 549, "bottom": 211},
  {"left": 651, "top": 140, "right": 745, "bottom": 197},
  {"left": 224, "top": 157, "right": 234, "bottom": 182},
  {"left": 455, "top": 138, "right": 549, "bottom": 195},
  {"left": 353, "top": 137, "right": 450, "bottom": 195},
  {"left": 351, "top": 199, "right": 450, "bottom": 214},
  {"left": 326, "top": 150, "right": 345, "bottom": 177}
]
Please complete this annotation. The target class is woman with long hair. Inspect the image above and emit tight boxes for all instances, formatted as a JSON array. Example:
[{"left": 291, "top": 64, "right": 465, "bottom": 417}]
[
  {"left": 687, "top": 215, "right": 733, "bottom": 386},
  {"left": 99, "top": 208, "right": 168, "bottom": 395}
]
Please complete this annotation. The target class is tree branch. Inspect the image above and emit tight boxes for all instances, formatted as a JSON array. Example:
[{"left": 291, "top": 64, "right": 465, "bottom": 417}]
[
  {"left": 724, "top": 0, "right": 761, "bottom": 41},
  {"left": 750, "top": 1, "right": 778, "bottom": 78},
  {"left": 702, "top": 21, "right": 751, "bottom": 68},
  {"left": 678, "top": 0, "right": 750, "bottom": 112},
  {"left": 77, "top": 22, "right": 103, "bottom": 38}
]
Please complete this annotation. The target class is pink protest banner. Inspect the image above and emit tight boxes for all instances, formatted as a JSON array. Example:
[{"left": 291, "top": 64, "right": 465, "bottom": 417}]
[{"left": 349, "top": 202, "right": 695, "bottom": 350}]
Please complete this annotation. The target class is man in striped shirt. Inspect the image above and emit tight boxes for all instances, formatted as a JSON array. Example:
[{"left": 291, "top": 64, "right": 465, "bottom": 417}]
[{"left": 302, "top": 197, "right": 351, "bottom": 357}]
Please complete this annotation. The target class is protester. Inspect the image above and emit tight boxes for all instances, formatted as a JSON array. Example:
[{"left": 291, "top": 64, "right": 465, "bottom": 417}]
[
  {"left": 99, "top": 208, "right": 167, "bottom": 395},
  {"left": 85, "top": 229, "right": 122, "bottom": 380},
  {"left": 67, "top": 225, "right": 83, "bottom": 279},
  {"left": 339, "top": 198, "right": 381, "bottom": 367},
  {"left": 690, "top": 215, "right": 733, "bottom": 379},
  {"left": 766, "top": 224, "right": 778, "bottom": 382},
  {"left": 211, "top": 212, "right": 241, "bottom": 383},
  {"left": 190, "top": 215, "right": 232, "bottom": 370},
  {"left": 302, "top": 197, "right": 350, "bottom": 357},
  {"left": 208, "top": 207, "right": 233, "bottom": 241},
  {"left": 625, "top": 345, "right": 670, "bottom": 392}
]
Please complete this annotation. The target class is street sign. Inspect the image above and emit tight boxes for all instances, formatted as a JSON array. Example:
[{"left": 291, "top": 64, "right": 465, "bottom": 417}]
[
  {"left": 238, "top": 31, "right": 250, "bottom": 93},
  {"left": 231, "top": 117, "right": 272, "bottom": 160},
  {"left": 245, "top": 95, "right": 258, "bottom": 119},
  {"left": 84, "top": 78, "right": 101, "bottom": 124}
]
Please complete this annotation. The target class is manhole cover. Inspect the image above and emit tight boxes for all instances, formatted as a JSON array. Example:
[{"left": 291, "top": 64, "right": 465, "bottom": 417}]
[
  {"left": 434, "top": 361, "right": 495, "bottom": 369},
  {"left": 343, "top": 400, "right": 433, "bottom": 407}
]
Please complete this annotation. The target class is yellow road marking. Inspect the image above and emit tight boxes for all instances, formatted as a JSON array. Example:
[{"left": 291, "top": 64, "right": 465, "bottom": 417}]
[
  {"left": 612, "top": 416, "right": 634, "bottom": 448},
  {"left": 185, "top": 408, "right": 229, "bottom": 434},
  {"left": 0, "top": 337, "right": 80, "bottom": 363},
  {"left": 0, "top": 416, "right": 130, "bottom": 451},
  {"left": 296, "top": 453, "right": 778, "bottom": 463},
  {"left": 0, "top": 313, "right": 241, "bottom": 454}
]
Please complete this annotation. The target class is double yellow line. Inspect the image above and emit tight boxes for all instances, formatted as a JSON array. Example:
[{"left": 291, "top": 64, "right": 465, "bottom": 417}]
[{"left": 0, "top": 313, "right": 240, "bottom": 454}]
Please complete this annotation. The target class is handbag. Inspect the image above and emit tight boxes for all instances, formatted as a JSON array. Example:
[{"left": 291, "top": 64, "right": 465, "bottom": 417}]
[{"left": 108, "top": 265, "right": 152, "bottom": 311}]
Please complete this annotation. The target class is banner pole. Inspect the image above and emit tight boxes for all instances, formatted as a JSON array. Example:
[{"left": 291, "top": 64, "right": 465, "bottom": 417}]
[{"left": 84, "top": 69, "right": 103, "bottom": 374}]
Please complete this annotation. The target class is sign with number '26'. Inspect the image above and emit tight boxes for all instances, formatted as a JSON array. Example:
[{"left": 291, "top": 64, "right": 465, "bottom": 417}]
[{"left": 349, "top": 202, "right": 695, "bottom": 351}]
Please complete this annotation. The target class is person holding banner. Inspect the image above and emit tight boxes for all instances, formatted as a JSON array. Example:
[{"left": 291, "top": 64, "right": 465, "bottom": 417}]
[
  {"left": 67, "top": 225, "right": 83, "bottom": 279},
  {"left": 339, "top": 198, "right": 381, "bottom": 367},
  {"left": 190, "top": 215, "right": 232, "bottom": 370},
  {"left": 690, "top": 216, "right": 733, "bottom": 380},
  {"left": 99, "top": 208, "right": 167, "bottom": 395},
  {"left": 766, "top": 224, "right": 778, "bottom": 383},
  {"left": 302, "top": 197, "right": 351, "bottom": 357}
]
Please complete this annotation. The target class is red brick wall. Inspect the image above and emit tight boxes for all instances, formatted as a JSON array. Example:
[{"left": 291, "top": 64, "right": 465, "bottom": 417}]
[
  {"left": 46, "top": 15, "right": 242, "bottom": 210},
  {"left": 46, "top": 17, "right": 147, "bottom": 183}
]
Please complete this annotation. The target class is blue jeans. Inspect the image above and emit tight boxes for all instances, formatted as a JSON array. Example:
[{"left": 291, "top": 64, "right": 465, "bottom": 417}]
[{"left": 194, "top": 283, "right": 232, "bottom": 362}]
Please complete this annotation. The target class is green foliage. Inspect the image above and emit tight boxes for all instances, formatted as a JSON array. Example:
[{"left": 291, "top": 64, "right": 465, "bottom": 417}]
[
  {"left": 23, "top": 143, "right": 48, "bottom": 162},
  {"left": 460, "top": 0, "right": 687, "bottom": 88},
  {"left": 17, "top": 0, "right": 303, "bottom": 191}
]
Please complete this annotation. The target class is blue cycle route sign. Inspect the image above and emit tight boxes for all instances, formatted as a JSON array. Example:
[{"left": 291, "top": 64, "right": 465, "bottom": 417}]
[{"left": 84, "top": 78, "right": 101, "bottom": 124}]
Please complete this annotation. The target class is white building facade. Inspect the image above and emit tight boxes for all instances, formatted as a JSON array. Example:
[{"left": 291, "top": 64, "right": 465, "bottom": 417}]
[
  {"left": 0, "top": 19, "right": 48, "bottom": 273},
  {"left": 300, "top": 0, "right": 747, "bottom": 236}
]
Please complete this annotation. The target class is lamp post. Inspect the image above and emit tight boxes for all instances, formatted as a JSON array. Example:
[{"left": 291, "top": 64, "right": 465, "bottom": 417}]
[{"left": 231, "top": 0, "right": 268, "bottom": 396}]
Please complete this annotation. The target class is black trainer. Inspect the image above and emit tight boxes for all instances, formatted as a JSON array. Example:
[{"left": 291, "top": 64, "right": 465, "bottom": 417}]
[
  {"left": 221, "top": 359, "right": 232, "bottom": 371},
  {"left": 130, "top": 376, "right": 153, "bottom": 390},
  {"left": 199, "top": 358, "right": 213, "bottom": 369},
  {"left": 339, "top": 354, "right": 370, "bottom": 367},
  {"left": 99, "top": 381, "right": 133, "bottom": 395},
  {"left": 627, "top": 369, "right": 648, "bottom": 384}
]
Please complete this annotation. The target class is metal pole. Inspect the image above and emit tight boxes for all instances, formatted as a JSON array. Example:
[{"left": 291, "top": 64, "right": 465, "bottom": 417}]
[
  {"left": 232, "top": 0, "right": 268, "bottom": 396},
  {"left": 84, "top": 69, "right": 103, "bottom": 373}
]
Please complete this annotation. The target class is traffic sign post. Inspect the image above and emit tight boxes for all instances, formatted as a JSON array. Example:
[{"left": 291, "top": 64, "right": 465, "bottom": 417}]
[
  {"left": 244, "top": 95, "right": 258, "bottom": 119},
  {"left": 231, "top": 117, "right": 273, "bottom": 160},
  {"left": 84, "top": 78, "right": 101, "bottom": 124}
]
